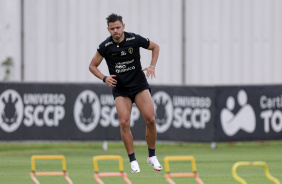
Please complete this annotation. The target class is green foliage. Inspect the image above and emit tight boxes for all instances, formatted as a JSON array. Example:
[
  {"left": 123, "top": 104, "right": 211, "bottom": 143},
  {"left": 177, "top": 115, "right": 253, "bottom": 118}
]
[
  {"left": 1, "top": 57, "right": 13, "bottom": 81},
  {"left": 0, "top": 141, "right": 281, "bottom": 184}
]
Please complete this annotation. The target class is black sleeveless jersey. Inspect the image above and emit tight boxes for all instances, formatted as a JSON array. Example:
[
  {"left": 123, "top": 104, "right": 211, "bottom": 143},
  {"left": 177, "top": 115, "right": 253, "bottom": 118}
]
[{"left": 97, "top": 32, "right": 150, "bottom": 90}]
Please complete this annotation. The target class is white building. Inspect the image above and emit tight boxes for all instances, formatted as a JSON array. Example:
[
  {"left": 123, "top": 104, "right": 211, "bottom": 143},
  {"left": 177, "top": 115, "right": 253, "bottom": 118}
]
[{"left": 1, "top": 0, "right": 282, "bottom": 85}]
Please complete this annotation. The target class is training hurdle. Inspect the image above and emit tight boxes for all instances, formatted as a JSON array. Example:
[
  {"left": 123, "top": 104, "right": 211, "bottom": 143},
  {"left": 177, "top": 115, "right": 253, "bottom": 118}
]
[
  {"left": 164, "top": 156, "right": 204, "bottom": 184},
  {"left": 232, "top": 161, "right": 280, "bottom": 184},
  {"left": 93, "top": 155, "right": 132, "bottom": 184},
  {"left": 30, "top": 155, "right": 73, "bottom": 184}
]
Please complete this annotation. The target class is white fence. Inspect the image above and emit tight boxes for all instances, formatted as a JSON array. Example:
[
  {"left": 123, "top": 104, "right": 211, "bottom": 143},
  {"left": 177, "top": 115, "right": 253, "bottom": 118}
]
[{"left": 1, "top": 0, "right": 282, "bottom": 85}]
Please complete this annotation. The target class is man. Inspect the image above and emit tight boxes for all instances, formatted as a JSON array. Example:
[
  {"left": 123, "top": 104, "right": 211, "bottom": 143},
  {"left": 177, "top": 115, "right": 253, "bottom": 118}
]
[{"left": 89, "top": 13, "right": 162, "bottom": 173}]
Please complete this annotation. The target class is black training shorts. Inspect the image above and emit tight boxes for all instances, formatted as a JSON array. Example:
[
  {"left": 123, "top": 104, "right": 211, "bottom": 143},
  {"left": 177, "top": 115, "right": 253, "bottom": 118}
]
[{"left": 112, "top": 82, "right": 151, "bottom": 103}]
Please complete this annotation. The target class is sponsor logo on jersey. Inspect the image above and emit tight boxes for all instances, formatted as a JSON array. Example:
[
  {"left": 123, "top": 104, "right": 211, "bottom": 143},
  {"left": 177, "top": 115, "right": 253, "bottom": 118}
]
[
  {"left": 115, "top": 65, "right": 126, "bottom": 69},
  {"left": 115, "top": 66, "right": 135, "bottom": 73},
  {"left": 126, "top": 37, "right": 135, "bottom": 41},
  {"left": 105, "top": 41, "right": 113, "bottom": 47},
  {"left": 116, "top": 59, "right": 134, "bottom": 65},
  {"left": 115, "top": 59, "right": 135, "bottom": 73},
  {"left": 128, "top": 47, "right": 133, "bottom": 54},
  {"left": 121, "top": 51, "right": 127, "bottom": 56}
]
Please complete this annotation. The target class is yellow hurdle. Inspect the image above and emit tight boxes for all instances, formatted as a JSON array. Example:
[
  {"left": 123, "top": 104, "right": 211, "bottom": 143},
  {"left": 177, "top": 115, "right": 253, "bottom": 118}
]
[
  {"left": 30, "top": 155, "right": 73, "bottom": 184},
  {"left": 164, "top": 156, "right": 204, "bottom": 184},
  {"left": 93, "top": 155, "right": 132, "bottom": 184},
  {"left": 232, "top": 161, "right": 280, "bottom": 184}
]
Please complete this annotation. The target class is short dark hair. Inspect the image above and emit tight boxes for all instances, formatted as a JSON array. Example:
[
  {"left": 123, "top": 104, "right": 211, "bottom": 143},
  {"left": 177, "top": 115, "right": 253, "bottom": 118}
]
[{"left": 106, "top": 13, "right": 123, "bottom": 25}]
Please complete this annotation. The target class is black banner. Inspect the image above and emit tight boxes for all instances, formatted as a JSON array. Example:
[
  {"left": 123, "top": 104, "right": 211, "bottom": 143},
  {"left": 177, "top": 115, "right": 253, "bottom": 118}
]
[
  {"left": 1, "top": 82, "right": 282, "bottom": 142},
  {"left": 0, "top": 82, "right": 215, "bottom": 142},
  {"left": 215, "top": 85, "right": 282, "bottom": 142},
  {"left": 151, "top": 86, "right": 215, "bottom": 142}
]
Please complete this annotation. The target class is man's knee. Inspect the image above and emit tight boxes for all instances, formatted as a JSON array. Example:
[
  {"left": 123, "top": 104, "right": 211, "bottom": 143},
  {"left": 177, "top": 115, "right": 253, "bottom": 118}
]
[
  {"left": 120, "top": 119, "right": 131, "bottom": 131},
  {"left": 145, "top": 115, "right": 156, "bottom": 127}
]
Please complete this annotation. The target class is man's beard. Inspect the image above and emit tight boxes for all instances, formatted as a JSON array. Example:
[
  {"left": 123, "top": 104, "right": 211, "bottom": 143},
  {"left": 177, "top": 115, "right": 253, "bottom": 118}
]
[{"left": 114, "top": 32, "right": 123, "bottom": 40}]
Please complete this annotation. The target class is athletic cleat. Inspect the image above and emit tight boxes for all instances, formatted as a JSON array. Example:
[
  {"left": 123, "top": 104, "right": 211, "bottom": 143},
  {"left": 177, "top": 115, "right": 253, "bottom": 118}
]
[
  {"left": 147, "top": 156, "right": 163, "bottom": 171},
  {"left": 130, "top": 160, "right": 140, "bottom": 173}
]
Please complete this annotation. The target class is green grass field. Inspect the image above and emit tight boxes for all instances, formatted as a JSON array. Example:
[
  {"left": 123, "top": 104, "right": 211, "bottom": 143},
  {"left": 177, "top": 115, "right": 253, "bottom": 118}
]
[{"left": 0, "top": 141, "right": 281, "bottom": 184}]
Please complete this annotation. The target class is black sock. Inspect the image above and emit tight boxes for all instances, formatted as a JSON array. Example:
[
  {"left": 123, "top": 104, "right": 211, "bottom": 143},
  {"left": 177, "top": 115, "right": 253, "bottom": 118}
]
[
  {"left": 128, "top": 153, "right": 136, "bottom": 162},
  {"left": 148, "top": 148, "right": 155, "bottom": 157}
]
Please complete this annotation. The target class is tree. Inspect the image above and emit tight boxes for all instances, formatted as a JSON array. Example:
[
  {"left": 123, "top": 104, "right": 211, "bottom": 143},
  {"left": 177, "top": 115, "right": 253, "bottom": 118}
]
[{"left": 1, "top": 57, "right": 13, "bottom": 81}]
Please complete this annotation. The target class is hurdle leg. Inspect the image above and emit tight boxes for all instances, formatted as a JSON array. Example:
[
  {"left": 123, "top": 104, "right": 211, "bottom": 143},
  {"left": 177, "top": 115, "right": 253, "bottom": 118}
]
[
  {"left": 195, "top": 175, "right": 204, "bottom": 184},
  {"left": 64, "top": 173, "right": 73, "bottom": 184},
  {"left": 254, "top": 161, "right": 280, "bottom": 184},
  {"left": 166, "top": 178, "right": 176, "bottom": 184},
  {"left": 94, "top": 173, "right": 105, "bottom": 184},
  {"left": 165, "top": 174, "right": 176, "bottom": 184},
  {"left": 30, "top": 173, "right": 40, "bottom": 184},
  {"left": 122, "top": 173, "right": 132, "bottom": 184},
  {"left": 94, "top": 172, "right": 132, "bottom": 184}
]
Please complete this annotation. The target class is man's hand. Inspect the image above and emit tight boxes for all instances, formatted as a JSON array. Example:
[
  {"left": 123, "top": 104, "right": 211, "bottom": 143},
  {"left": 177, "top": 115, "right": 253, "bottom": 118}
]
[
  {"left": 142, "top": 66, "right": 156, "bottom": 79},
  {"left": 105, "top": 75, "right": 117, "bottom": 88}
]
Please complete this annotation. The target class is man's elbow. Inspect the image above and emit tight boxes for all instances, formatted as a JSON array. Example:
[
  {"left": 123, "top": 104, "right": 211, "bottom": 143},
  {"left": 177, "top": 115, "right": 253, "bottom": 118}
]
[
  {"left": 156, "top": 44, "right": 160, "bottom": 51},
  {"left": 153, "top": 43, "right": 160, "bottom": 52},
  {"left": 89, "top": 64, "right": 95, "bottom": 73}
]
